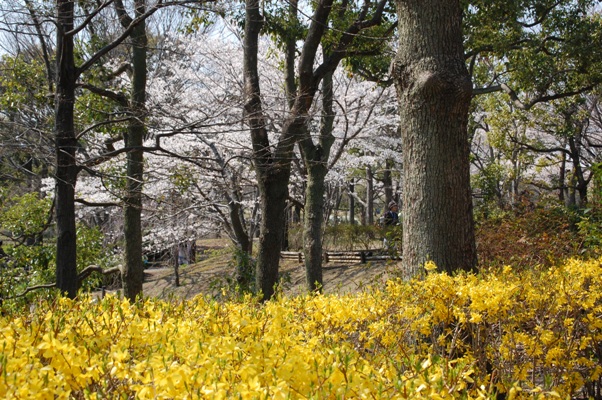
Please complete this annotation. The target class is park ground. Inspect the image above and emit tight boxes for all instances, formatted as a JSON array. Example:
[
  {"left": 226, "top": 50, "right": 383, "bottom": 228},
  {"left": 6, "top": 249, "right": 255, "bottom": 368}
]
[{"left": 136, "top": 239, "right": 395, "bottom": 301}]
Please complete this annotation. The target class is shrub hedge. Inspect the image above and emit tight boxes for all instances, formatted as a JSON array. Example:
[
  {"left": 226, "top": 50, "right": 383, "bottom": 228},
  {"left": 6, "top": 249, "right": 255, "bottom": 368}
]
[{"left": 1, "top": 258, "right": 601, "bottom": 399}]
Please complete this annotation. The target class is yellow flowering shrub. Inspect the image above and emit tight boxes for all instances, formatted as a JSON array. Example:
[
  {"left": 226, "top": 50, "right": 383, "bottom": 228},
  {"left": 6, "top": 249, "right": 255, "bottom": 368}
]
[{"left": 0, "top": 258, "right": 601, "bottom": 399}]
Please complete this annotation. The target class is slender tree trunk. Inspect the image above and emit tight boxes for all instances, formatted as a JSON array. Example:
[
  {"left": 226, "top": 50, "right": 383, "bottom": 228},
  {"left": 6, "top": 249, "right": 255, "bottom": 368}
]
[
  {"left": 366, "top": 166, "right": 374, "bottom": 225},
  {"left": 559, "top": 150, "right": 566, "bottom": 203},
  {"left": 393, "top": 0, "right": 477, "bottom": 278},
  {"left": 568, "top": 137, "right": 588, "bottom": 208},
  {"left": 120, "top": 0, "right": 147, "bottom": 301},
  {"left": 348, "top": 180, "right": 355, "bottom": 224},
  {"left": 55, "top": 0, "right": 79, "bottom": 298},
  {"left": 383, "top": 159, "right": 393, "bottom": 207},
  {"left": 229, "top": 202, "right": 252, "bottom": 254},
  {"left": 300, "top": 69, "right": 335, "bottom": 292}
]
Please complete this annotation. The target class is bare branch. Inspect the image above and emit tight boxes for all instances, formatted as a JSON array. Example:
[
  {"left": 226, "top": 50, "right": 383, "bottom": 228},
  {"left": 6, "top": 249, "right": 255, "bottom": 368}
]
[
  {"left": 77, "top": 265, "right": 122, "bottom": 282},
  {"left": 3, "top": 265, "right": 121, "bottom": 300},
  {"left": 75, "top": 198, "right": 121, "bottom": 207},
  {"left": 78, "top": 83, "right": 129, "bottom": 106}
]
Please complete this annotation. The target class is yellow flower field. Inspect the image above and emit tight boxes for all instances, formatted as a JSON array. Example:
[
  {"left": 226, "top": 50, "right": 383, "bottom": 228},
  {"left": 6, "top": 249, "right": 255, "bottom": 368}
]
[{"left": 1, "top": 258, "right": 601, "bottom": 399}]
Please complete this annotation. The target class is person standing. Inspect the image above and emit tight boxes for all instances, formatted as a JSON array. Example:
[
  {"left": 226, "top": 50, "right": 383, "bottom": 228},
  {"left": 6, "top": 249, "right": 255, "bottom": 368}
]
[
  {"left": 382, "top": 201, "right": 400, "bottom": 250},
  {"left": 384, "top": 201, "right": 400, "bottom": 226}
]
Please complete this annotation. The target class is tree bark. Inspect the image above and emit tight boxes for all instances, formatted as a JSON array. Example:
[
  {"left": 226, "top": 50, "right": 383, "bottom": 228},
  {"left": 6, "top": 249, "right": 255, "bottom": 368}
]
[
  {"left": 299, "top": 69, "right": 335, "bottom": 292},
  {"left": 244, "top": 0, "right": 388, "bottom": 299},
  {"left": 568, "top": 136, "right": 589, "bottom": 208},
  {"left": 366, "top": 165, "right": 374, "bottom": 225},
  {"left": 383, "top": 159, "right": 394, "bottom": 207},
  {"left": 243, "top": 0, "right": 336, "bottom": 301},
  {"left": 348, "top": 180, "right": 355, "bottom": 224},
  {"left": 244, "top": 0, "right": 292, "bottom": 301},
  {"left": 55, "top": 0, "right": 79, "bottom": 298},
  {"left": 117, "top": 0, "right": 147, "bottom": 301},
  {"left": 393, "top": 0, "right": 477, "bottom": 278}
]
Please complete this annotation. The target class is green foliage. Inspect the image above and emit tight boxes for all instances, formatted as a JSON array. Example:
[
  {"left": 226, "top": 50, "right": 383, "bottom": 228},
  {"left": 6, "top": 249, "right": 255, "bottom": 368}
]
[
  {"left": 465, "top": 0, "right": 602, "bottom": 96},
  {"left": 471, "top": 162, "right": 505, "bottom": 206},
  {"left": 327, "top": 1, "right": 397, "bottom": 82},
  {"left": 76, "top": 224, "right": 117, "bottom": 291},
  {"left": 230, "top": 246, "right": 256, "bottom": 294},
  {"left": 1, "top": 221, "right": 117, "bottom": 308},
  {"left": 575, "top": 207, "right": 602, "bottom": 255},
  {"left": 2, "top": 243, "right": 56, "bottom": 306},
  {"left": 0, "top": 54, "right": 51, "bottom": 115},
  {"left": 323, "top": 223, "right": 382, "bottom": 250},
  {"left": 383, "top": 224, "right": 402, "bottom": 255},
  {"left": 169, "top": 165, "right": 195, "bottom": 194},
  {"left": 0, "top": 192, "right": 52, "bottom": 240},
  {"left": 211, "top": 246, "right": 257, "bottom": 300},
  {"left": 0, "top": 194, "right": 55, "bottom": 308},
  {"left": 261, "top": 0, "right": 307, "bottom": 49},
  {"left": 0, "top": 190, "right": 117, "bottom": 304}
]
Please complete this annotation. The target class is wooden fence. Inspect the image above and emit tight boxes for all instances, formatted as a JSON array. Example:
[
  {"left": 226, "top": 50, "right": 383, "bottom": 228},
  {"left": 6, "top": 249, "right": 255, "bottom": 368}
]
[{"left": 281, "top": 250, "right": 400, "bottom": 264}]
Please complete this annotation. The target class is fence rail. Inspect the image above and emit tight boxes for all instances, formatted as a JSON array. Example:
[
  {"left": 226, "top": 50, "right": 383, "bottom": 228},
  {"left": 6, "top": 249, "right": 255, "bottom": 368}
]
[{"left": 281, "top": 250, "right": 400, "bottom": 264}]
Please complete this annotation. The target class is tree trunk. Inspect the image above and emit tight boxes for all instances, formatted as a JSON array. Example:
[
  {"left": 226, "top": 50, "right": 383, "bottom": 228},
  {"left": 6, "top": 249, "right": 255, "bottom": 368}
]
[
  {"left": 559, "top": 150, "right": 566, "bottom": 203},
  {"left": 300, "top": 69, "right": 335, "bottom": 292},
  {"left": 568, "top": 137, "right": 588, "bottom": 208},
  {"left": 393, "top": 0, "right": 477, "bottom": 278},
  {"left": 244, "top": 0, "right": 294, "bottom": 301},
  {"left": 383, "top": 159, "right": 394, "bottom": 207},
  {"left": 255, "top": 168, "right": 290, "bottom": 299},
  {"left": 120, "top": 0, "right": 147, "bottom": 301},
  {"left": 229, "top": 201, "right": 252, "bottom": 254},
  {"left": 243, "top": 0, "right": 385, "bottom": 299},
  {"left": 55, "top": 0, "right": 79, "bottom": 298},
  {"left": 348, "top": 180, "right": 355, "bottom": 224},
  {"left": 366, "top": 166, "right": 374, "bottom": 225}
]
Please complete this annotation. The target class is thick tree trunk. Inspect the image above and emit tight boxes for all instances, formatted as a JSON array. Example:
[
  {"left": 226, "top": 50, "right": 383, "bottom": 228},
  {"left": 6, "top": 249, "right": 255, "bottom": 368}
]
[
  {"left": 121, "top": 1, "right": 147, "bottom": 301},
  {"left": 393, "top": 0, "right": 477, "bottom": 278},
  {"left": 244, "top": 0, "right": 293, "bottom": 301},
  {"left": 55, "top": 0, "right": 79, "bottom": 298},
  {"left": 255, "top": 169, "right": 290, "bottom": 299}
]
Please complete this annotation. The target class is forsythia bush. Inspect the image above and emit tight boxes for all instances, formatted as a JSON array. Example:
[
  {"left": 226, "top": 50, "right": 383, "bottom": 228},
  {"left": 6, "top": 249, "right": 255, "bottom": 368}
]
[{"left": 1, "top": 258, "right": 601, "bottom": 399}]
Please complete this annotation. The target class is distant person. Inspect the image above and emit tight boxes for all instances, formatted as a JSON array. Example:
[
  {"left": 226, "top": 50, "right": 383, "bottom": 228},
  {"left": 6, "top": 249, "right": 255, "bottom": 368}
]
[
  {"left": 383, "top": 201, "right": 399, "bottom": 226},
  {"left": 382, "top": 201, "right": 400, "bottom": 250}
]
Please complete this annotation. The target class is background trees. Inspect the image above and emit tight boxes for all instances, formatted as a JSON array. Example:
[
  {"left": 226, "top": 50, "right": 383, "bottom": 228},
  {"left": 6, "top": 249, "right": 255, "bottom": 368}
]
[
  {"left": 467, "top": 0, "right": 602, "bottom": 212},
  {"left": 0, "top": 0, "right": 601, "bottom": 301}
]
